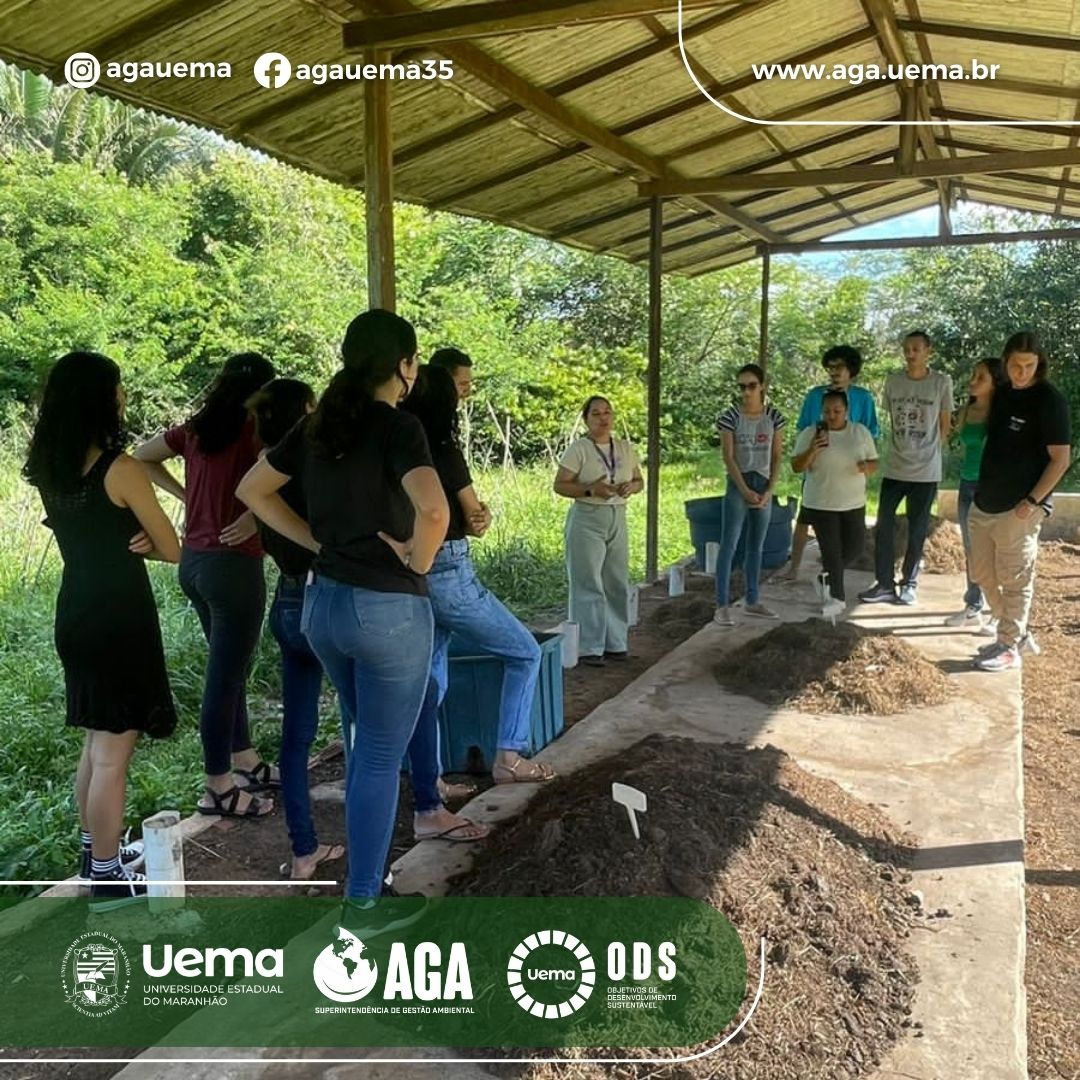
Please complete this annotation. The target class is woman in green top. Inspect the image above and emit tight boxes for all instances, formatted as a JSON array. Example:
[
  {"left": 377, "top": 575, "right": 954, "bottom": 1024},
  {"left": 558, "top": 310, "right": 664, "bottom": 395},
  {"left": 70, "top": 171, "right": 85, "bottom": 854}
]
[{"left": 946, "top": 357, "right": 1004, "bottom": 627}]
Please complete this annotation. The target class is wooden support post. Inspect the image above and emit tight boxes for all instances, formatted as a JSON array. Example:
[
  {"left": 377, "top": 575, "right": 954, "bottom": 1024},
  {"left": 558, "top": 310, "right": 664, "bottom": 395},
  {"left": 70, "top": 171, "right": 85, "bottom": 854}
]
[
  {"left": 645, "top": 197, "right": 663, "bottom": 583},
  {"left": 899, "top": 84, "right": 918, "bottom": 175},
  {"left": 938, "top": 179, "right": 953, "bottom": 236},
  {"left": 758, "top": 247, "right": 771, "bottom": 370},
  {"left": 364, "top": 50, "right": 396, "bottom": 311}
]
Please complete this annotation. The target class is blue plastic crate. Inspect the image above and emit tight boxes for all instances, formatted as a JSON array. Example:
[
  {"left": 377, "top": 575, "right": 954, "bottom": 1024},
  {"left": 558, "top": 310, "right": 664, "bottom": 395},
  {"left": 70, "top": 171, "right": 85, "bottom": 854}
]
[{"left": 437, "top": 630, "right": 564, "bottom": 774}]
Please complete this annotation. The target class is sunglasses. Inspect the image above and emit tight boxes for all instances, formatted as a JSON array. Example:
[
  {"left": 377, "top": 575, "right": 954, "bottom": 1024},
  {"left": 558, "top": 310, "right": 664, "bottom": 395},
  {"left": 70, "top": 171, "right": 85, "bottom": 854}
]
[{"left": 737, "top": 381, "right": 760, "bottom": 391}]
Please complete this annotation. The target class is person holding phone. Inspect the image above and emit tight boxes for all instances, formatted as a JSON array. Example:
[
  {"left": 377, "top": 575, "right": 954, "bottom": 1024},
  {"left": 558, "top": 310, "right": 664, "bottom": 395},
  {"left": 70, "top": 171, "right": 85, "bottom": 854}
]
[
  {"left": 792, "top": 389, "right": 878, "bottom": 617},
  {"left": 712, "top": 364, "right": 786, "bottom": 627}
]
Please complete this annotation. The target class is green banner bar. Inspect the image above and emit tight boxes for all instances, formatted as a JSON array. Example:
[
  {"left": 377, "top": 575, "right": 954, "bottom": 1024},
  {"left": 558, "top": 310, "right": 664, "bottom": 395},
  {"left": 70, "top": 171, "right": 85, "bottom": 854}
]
[{"left": 0, "top": 897, "right": 745, "bottom": 1049}]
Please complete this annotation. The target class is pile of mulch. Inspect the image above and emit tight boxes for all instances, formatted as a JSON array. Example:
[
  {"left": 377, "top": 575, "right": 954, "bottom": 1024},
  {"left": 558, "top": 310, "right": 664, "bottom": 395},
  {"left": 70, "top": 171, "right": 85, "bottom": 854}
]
[
  {"left": 853, "top": 515, "right": 966, "bottom": 575},
  {"left": 713, "top": 619, "right": 952, "bottom": 715},
  {"left": 646, "top": 587, "right": 716, "bottom": 641},
  {"left": 451, "top": 734, "right": 921, "bottom": 1079}
]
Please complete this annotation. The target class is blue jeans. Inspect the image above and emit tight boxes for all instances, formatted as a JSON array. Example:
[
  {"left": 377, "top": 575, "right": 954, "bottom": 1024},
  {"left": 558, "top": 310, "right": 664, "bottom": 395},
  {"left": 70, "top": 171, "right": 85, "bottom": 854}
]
[
  {"left": 957, "top": 479, "right": 983, "bottom": 609},
  {"left": 417, "top": 540, "right": 542, "bottom": 760},
  {"left": 874, "top": 478, "right": 937, "bottom": 589},
  {"left": 301, "top": 576, "right": 433, "bottom": 898},
  {"left": 268, "top": 577, "right": 343, "bottom": 859},
  {"left": 178, "top": 548, "right": 265, "bottom": 776},
  {"left": 715, "top": 473, "right": 771, "bottom": 607}
]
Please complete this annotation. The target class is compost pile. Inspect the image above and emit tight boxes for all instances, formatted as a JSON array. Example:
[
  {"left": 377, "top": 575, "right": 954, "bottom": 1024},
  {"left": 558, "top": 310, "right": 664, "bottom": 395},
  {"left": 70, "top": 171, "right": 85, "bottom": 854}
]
[
  {"left": 713, "top": 619, "right": 952, "bottom": 715},
  {"left": 452, "top": 734, "right": 921, "bottom": 1079},
  {"left": 646, "top": 586, "right": 716, "bottom": 641},
  {"left": 853, "top": 514, "right": 966, "bottom": 575}
]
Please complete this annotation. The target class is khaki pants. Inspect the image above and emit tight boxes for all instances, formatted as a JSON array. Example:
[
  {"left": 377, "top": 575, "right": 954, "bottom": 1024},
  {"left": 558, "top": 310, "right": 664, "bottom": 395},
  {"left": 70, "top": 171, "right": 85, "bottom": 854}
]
[
  {"left": 565, "top": 502, "right": 630, "bottom": 657},
  {"left": 967, "top": 504, "right": 1043, "bottom": 646}
]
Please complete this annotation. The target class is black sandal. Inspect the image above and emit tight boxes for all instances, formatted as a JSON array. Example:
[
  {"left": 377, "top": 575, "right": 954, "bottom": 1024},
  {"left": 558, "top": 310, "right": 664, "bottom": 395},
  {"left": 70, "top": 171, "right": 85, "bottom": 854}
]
[
  {"left": 234, "top": 761, "right": 280, "bottom": 792},
  {"left": 198, "top": 785, "right": 273, "bottom": 818}
]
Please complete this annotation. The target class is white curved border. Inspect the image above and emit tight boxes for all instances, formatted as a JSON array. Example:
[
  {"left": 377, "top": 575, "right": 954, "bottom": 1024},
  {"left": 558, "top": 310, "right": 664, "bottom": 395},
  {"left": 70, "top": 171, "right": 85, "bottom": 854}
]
[
  {"left": 678, "top": 0, "right": 1080, "bottom": 126},
  {"left": 4, "top": 937, "right": 767, "bottom": 1066}
]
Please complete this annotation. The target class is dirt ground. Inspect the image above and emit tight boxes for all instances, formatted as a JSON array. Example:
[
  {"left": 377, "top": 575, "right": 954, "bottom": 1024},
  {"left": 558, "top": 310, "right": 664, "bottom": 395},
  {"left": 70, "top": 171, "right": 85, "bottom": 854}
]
[
  {"left": 1019, "top": 541, "right": 1080, "bottom": 1080},
  {"left": 453, "top": 735, "right": 923, "bottom": 1080},
  {"left": 853, "top": 514, "right": 967, "bottom": 576}
]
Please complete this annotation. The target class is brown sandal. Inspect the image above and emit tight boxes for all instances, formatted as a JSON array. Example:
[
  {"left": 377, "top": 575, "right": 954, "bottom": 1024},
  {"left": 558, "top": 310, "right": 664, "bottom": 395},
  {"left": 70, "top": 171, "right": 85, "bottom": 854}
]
[{"left": 492, "top": 758, "right": 556, "bottom": 785}]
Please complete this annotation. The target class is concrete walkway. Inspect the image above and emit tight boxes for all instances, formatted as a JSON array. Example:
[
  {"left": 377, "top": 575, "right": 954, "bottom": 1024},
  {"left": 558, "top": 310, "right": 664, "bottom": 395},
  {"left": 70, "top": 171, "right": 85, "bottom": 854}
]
[
  {"left": 391, "top": 569, "right": 1027, "bottom": 1080},
  {"left": 106, "top": 568, "right": 1026, "bottom": 1079}
]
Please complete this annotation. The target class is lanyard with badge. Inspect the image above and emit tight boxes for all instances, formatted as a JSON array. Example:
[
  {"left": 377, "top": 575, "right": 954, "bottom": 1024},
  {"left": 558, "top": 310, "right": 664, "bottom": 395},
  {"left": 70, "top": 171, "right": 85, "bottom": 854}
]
[{"left": 591, "top": 439, "right": 617, "bottom": 485}]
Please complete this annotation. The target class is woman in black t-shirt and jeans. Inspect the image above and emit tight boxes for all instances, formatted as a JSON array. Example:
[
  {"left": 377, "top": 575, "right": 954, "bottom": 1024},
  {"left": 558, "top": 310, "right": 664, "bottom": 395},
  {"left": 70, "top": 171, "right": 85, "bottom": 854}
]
[
  {"left": 968, "top": 331, "right": 1072, "bottom": 672},
  {"left": 246, "top": 378, "right": 345, "bottom": 882},
  {"left": 238, "top": 310, "right": 450, "bottom": 902}
]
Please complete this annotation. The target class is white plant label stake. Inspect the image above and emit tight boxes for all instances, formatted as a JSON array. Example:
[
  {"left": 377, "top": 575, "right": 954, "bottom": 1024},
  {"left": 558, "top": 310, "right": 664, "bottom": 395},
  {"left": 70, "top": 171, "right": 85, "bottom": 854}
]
[{"left": 612, "top": 782, "right": 648, "bottom": 841}]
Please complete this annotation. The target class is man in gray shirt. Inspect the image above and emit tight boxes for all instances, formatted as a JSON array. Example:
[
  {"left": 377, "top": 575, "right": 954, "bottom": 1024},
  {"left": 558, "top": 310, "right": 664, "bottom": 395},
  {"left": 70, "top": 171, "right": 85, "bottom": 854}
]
[{"left": 859, "top": 331, "right": 953, "bottom": 605}]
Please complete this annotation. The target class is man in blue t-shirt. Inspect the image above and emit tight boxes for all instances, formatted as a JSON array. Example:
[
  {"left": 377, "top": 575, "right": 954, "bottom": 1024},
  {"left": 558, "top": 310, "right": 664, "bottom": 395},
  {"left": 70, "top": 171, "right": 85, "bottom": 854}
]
[{"left": 777, "top": 345, "right": 880, "bottom": 582}]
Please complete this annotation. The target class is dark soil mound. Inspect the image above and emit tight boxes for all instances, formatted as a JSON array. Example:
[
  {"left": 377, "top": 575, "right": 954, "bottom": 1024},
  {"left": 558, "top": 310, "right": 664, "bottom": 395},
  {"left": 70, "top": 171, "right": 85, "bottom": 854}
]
[
  {"left": 646, "top": 592, "right": 715, "bottom": 640},
  {"left": 452, "top": 734, "right": 921, "bottom": 1079},
  {"left": 853, "top": 514, "right": 966, "bottom": 575},
  {"left": 713, "top": 619, "right": 952, "bottom": 715}
]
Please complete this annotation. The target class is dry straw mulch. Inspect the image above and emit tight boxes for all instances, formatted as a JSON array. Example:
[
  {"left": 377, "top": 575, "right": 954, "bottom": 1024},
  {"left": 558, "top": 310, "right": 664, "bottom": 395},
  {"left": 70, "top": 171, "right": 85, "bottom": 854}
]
[
  {"left": 713, "top": 620, "right": 953, "bottom": 715},
  {"left": 853, "top": 514, "right": 967, "bottom": 575}
]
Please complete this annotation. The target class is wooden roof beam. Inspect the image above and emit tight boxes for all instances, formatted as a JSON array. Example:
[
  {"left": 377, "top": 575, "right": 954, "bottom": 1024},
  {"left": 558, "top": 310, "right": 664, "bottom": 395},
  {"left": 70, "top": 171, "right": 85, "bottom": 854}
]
[
  {"left": 393, "top": 0, "right": 781, "bottom": 166},
  {"left": 56, "top": 0, "right": 232, "bottom": 74},
  {"left": 343, "top": 0, "right": 727, "bottom": 49},
  {"left": 962, "top": 181, "right": 1080, "bottom": 214},
  {"left": 639, "top": 146, "right": 1080, "bottom": 195},
  {"left": 894, "top": 18, "right": 1080, "bottom": 53},
  {"left": 929, "top": 108, "right": 1074, "bottom": 139},
  {"left": 349, "top": 0, "right": 785, "bottom": 242},
  {"left": 770, "top": 223, "right": 1080, "bottom": 257}
]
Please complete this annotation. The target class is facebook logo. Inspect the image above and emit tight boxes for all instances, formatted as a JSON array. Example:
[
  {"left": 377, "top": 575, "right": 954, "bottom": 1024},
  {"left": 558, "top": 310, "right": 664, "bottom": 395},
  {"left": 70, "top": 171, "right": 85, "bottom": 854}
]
[{"left": 253, "top": 52, "right": 291, "bottom": 89}]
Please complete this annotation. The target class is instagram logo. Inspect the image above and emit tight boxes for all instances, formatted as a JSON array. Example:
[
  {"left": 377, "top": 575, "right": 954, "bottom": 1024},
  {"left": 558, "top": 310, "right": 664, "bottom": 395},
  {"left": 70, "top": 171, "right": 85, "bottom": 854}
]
[
  {"left": 64, "top": 52, "right": 101, "bottom": 88},
  {"left": 253, "top": 52, "right": 291, "bottom": 89}
]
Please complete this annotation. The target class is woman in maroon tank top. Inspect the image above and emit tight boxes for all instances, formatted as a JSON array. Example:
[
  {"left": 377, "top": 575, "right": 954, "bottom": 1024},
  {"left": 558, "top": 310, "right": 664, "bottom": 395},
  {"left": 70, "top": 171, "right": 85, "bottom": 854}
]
[{"left": 135, "top": 353, "right": 277, "bottom": 819}]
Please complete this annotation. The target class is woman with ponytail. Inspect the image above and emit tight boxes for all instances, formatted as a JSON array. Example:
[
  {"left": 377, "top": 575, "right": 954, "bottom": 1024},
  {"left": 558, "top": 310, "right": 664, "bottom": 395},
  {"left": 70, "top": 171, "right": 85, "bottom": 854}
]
[
  {"left": 238, "top": 309, "right": 450, "bottom": 906},
  {"left": 135, "top": 352, "right": 277, "bottom": 819}
]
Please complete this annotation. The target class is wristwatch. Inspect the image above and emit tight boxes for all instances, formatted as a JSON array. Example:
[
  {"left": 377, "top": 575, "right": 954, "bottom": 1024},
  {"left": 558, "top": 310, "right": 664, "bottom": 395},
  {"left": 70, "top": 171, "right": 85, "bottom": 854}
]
[
  {"left": 584, "top": 488, "right": 593, "bottom": 497},
  {"left": 1024, "top": 495, "right": 1039, "bottom": 506}
]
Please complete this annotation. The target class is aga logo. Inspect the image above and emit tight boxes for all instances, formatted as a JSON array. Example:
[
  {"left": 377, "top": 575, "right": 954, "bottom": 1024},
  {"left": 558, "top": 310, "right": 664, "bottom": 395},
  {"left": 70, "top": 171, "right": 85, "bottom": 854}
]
[{"left": 61, "top": 931, "right": 131, "bottom": 1018}]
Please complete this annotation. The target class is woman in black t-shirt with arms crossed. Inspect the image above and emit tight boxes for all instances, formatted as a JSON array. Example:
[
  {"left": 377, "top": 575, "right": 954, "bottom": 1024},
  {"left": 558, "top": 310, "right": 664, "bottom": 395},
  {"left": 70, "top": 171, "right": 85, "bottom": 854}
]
[
  {"left": 968, "top": 332, "right": 1072, "bottom": 672},
  {"left": 238, "top": 310, "right": 449, "bottom": 905}
]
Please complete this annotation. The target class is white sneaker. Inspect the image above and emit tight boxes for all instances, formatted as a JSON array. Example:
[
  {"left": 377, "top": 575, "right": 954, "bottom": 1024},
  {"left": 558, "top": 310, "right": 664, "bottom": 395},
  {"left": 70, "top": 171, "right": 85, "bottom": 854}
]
[
  {"left": 976, "top": 618, "right": 999, "bottom": 638},
  {"left": 814, "top": 573, "right": 829, "bottom": 604},
  {"left": 976, "top": 642, "right": 1021, "bottom": 672},
  {"left": 822, "top": 597, "right": 846, "bottom": 619},
  {"left": 945, "top": 605, "right": 982, "bottom": 628},
  {"left": 744, "top": 602, "right": 779, "bottom": 620},
  {"left": 713, "top": 607, "right": 734, "bottom": 628}
]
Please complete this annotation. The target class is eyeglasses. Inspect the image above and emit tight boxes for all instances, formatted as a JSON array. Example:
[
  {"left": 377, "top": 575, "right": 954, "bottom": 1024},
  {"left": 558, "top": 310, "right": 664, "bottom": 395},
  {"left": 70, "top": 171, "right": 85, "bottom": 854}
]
[{"left": 737, "top": 381, "right": 760, "bottom": 391}]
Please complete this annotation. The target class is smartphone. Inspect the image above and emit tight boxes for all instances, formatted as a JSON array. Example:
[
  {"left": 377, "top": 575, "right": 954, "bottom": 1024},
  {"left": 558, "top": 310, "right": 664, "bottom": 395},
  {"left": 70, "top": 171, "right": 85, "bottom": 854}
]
[{"left": 816, "top": 419, "right": 829, "bottom": 445}]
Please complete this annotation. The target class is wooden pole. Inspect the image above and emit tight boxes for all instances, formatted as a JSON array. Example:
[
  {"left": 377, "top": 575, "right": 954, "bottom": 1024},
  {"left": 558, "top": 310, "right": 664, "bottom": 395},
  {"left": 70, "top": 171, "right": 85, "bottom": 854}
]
[
  {"left": 646, "top": 196, "right": 663, "bottom": 583},
  {"left": 364, "top": 50, "right": 396, "bottom": 311},
  {"left": 758, "top": 247, "right": 771, "bottom": 370}
]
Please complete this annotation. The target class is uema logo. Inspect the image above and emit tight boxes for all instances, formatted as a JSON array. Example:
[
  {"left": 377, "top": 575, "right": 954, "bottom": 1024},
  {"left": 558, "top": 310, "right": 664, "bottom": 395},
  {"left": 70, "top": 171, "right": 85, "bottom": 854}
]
[{"left": 507, "top": 930, "right": 595, "bottom": 1019}]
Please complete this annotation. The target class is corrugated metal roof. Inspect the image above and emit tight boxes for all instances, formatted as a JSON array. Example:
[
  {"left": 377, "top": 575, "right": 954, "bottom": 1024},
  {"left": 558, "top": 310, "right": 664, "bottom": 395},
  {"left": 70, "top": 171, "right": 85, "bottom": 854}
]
[{"left": 3, "top": 0, "right": 1080, "bottom": 274}]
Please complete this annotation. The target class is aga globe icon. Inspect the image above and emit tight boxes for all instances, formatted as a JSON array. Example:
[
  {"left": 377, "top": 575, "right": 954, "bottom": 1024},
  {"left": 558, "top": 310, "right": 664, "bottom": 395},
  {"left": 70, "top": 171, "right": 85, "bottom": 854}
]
[{"left": 313, "top": 927, "right": 379, "bottom": 1002}]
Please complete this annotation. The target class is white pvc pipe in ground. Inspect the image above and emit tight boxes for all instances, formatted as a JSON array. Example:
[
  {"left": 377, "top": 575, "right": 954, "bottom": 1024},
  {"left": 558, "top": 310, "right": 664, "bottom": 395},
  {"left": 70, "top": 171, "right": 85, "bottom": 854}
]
[
  {"left": 142, "top": 810, "right": 185, "bottom": 911},
  {"left": 668, "top": 565, "right": 685, "bottom": 597},
  {"left": 705, "top": 541, "right": 720, "bottom": 575},
  {"left": 557, "top": 620, "right": 579, "bottom": 668},
  {"left": 627, "top": 584, "right": 641, "bottom": 627}
]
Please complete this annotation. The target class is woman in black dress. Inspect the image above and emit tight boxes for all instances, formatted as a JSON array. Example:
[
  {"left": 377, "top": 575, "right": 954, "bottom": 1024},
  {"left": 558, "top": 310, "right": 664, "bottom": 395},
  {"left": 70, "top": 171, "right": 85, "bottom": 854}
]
[{"left": 24, "top": 352, "right": 180, "bottom": 911}]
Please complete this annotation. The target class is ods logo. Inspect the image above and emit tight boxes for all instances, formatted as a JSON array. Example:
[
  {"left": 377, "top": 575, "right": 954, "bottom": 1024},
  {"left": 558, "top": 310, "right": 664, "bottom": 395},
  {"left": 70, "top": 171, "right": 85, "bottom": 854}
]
[{"left": 506, "top": 930, "right": 595, "bottom": 1020}]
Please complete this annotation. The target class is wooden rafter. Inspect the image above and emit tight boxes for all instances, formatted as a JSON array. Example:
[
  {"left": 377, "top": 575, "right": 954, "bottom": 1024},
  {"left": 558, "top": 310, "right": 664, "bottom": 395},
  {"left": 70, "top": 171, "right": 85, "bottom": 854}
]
[
  {"left": 393, "top": 0, "right": 780, "bottom": 167},
  {"left": 929, "top": 109, "right": 1073, "bottom": 139},
  {"left": 962, "top": 181, "right": 1080, "bottom": 214},
  {"left": 769, "top": 224, "right": 1080, "bottom": 257},
  {"left": 348, "top": 0, "right": 784, "bottom": 242},
  {"left": 894, "top": 18, "right": 1080, "bottom": 53},
  {"left": 64, "top": 0, "right": 232, "bottom": 66},
  {"left": 342, "top": 0, "right": 728, "bottom": 49},
  {"left": 639, "top": 146, "right": 1080, "bottom": 195},
  {"left": 422, "top": 25, "right": 876, "bottom": 208},
  {"left": 540, "top": 126, "right": 892, "bottom": 247}
]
